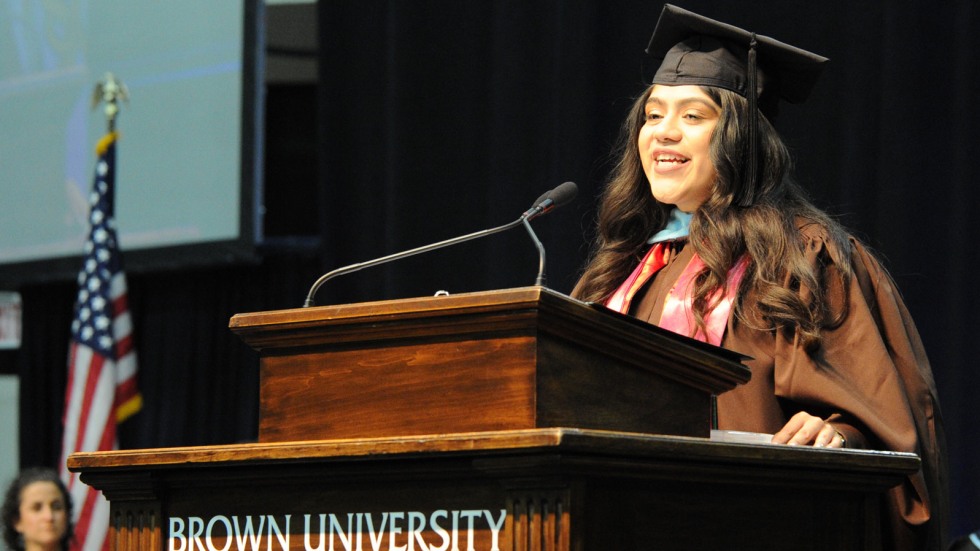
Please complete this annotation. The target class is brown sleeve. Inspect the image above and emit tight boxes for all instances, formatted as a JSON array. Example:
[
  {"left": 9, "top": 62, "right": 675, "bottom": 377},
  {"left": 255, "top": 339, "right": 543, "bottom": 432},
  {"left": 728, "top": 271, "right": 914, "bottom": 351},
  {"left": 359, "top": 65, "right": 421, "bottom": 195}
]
[{"left": 773, "top": 229, "right": 947, "bottom": 550}]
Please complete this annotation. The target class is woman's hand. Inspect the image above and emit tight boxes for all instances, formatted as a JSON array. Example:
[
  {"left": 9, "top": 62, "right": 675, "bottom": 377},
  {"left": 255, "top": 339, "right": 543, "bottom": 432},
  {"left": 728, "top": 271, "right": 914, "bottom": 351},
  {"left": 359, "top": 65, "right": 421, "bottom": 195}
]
[{"left": 771, "top": 411, "right": 846, "bottom": 448}]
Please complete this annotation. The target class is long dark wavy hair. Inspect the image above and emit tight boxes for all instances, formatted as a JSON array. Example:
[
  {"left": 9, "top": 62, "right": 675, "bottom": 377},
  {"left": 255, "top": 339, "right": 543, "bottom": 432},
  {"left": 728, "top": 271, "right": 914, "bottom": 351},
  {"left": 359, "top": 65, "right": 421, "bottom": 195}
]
[
  {"left": 1, "top": 468, "right": 74, "bottom": 551},
  {"left": 575, "top": 84, "right": 853, "bottom": 350}
]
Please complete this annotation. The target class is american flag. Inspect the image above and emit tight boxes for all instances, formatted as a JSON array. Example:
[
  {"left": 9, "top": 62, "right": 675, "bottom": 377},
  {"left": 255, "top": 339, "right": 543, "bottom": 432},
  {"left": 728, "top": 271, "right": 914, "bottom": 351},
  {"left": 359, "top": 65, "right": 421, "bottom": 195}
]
[{"left": 60, "top": 131, "right": 142, "bottom": 551}]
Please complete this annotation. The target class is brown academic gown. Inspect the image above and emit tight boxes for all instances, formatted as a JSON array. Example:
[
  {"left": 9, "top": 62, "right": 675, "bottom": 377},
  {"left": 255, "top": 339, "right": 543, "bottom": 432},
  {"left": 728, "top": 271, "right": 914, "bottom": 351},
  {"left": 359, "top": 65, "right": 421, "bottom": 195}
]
[{"left": 576, "top": 226, "right": 948, "bottom": 551}]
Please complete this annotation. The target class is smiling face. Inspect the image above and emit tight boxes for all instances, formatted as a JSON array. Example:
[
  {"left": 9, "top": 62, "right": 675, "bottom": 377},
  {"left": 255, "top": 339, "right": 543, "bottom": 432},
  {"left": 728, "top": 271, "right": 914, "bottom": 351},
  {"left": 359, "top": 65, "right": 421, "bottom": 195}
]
[
  {"left": 638, "top": 85, "right": 721, "bottom": 213},
  {"left": 14, "top": 481, "right": 68, "bottom": 551}
]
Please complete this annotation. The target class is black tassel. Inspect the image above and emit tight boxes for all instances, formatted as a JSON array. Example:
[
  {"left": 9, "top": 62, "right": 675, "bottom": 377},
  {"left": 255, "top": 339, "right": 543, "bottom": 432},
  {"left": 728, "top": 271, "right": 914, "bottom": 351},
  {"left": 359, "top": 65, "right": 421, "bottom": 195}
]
[{"left": 742, "top": 34, "right": 759, "bottom": 207}]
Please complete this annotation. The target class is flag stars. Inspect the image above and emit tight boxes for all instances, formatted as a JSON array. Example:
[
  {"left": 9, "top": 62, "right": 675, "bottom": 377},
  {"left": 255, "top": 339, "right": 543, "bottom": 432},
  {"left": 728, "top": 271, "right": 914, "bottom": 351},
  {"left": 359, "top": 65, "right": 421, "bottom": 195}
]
[{"left": 70, "top": 137, "right": 133, "bottom": 356}]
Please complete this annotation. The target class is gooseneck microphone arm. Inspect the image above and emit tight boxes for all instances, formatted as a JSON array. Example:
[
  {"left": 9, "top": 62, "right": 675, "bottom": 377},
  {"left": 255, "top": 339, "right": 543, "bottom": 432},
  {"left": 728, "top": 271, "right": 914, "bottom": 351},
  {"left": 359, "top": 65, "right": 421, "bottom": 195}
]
[
  {"left": 302, "top": 181, "right": 578, "bottom": 307},
  {"left": 519, "top": 180, "right": 577, "bottom": 287},
  {"left": 303, "top": 217, "right": 525, "bottom": 307},
  {"left": 522, "top": 217, "right": 546, "bottom": 287}
]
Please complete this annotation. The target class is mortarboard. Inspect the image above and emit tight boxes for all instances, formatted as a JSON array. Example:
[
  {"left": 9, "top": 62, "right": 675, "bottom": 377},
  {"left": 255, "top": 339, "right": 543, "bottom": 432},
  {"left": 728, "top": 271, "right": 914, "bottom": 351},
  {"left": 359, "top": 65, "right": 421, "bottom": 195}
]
[{"left": 645, "top": 4, "right": 828, "bottom": 118}]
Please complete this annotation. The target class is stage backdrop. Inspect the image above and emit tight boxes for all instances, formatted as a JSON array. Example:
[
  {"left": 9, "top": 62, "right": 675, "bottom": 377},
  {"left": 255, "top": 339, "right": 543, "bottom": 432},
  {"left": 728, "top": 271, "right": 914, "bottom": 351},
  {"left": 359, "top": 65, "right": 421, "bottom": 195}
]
[{"left": 8, "top": 0, "right": 978, "bottom": 540}]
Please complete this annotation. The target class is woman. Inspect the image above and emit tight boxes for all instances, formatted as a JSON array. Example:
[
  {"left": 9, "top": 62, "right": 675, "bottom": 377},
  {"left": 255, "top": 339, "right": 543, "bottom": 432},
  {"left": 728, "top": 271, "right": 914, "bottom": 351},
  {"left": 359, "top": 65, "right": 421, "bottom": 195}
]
[
  {"left": 1, "top": 468, "right": 73, "bottom": 551},
  {"left": 574, "top": 5, "right": 946, "bottom": 551}
]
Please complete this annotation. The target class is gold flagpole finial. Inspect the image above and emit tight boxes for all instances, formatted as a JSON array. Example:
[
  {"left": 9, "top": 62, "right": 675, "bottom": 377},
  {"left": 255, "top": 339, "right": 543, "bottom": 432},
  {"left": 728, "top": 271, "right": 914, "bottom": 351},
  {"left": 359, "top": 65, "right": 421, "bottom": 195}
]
[{"left": 91, "top": 72, "right": 129, "bottom": 132}]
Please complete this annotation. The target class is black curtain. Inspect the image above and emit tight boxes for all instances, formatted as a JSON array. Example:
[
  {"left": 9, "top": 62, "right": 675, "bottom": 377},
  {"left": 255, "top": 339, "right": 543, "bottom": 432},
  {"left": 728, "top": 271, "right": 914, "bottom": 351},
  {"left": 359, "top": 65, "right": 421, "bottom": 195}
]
[
  {"left": 8, "top": 0, "right": 978, "bottom": 542},
  {"left": 14, "top": 251, "right": 321, "bottom": 458}
]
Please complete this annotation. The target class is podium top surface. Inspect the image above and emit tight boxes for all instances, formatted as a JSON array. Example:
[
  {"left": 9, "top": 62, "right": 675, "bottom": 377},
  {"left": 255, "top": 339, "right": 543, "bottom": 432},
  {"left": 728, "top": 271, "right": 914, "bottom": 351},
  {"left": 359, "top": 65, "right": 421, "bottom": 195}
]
[
  {"left": 229, "top": 286, "right": 751, "bottom": 387},
  {"left": 230, "top": 288, "right": 741, "bottom": 357},
  {"left": 67, "top": 428, "right": 919, "bottom": 481}
]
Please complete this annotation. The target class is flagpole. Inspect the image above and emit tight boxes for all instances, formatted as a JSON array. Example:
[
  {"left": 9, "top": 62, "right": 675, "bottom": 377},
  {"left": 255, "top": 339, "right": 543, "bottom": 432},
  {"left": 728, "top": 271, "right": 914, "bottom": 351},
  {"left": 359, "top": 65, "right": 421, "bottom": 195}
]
[{"left": 62, "top": 72, "right": 141, "bottom": 551}]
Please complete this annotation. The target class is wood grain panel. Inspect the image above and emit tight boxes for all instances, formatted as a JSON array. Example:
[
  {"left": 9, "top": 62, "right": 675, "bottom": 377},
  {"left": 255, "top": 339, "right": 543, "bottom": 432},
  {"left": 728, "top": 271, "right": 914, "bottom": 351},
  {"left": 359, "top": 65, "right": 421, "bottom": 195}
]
[{"left": 260, "top": 336, "right": 538, "bottom": 441}]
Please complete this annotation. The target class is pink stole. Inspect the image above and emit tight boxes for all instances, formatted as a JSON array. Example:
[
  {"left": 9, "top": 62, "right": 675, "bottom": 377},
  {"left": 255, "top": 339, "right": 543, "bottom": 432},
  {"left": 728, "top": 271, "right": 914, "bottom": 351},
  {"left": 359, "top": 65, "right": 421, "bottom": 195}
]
[{"left": 605, "top": 243, "right": 748, "bottom": 347}]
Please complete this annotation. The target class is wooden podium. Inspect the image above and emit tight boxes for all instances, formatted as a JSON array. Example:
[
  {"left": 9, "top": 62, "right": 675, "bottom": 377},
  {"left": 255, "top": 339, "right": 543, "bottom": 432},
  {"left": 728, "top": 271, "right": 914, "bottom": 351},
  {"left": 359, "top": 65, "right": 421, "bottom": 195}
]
[
  {"left": 230, "top": 287, "right": 751, "bottom": 441},
  {"left": 68, "top": 287, "right": 919, "bottom": 551}
]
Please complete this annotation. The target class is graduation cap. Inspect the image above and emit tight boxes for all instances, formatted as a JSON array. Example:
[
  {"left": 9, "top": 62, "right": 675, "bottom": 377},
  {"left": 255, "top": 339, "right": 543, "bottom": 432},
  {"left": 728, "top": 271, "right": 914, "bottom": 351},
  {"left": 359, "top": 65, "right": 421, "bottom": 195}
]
[
  {"left": 645, "top": 4, "right": 828, "bottom": 205},
  {"left": 645, "top": 4, "right": 828, "bottom": 118}
]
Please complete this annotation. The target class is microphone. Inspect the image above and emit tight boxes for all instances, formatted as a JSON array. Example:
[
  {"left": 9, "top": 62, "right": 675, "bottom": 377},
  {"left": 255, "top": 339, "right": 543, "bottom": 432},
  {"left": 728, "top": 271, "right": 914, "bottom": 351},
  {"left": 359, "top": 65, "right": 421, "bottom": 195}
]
[
  {"left": 302, "top": 181, "right": 578, "bottom": 307},
  {"left": 523, "top": 181, "right": 578, "bottom": 220}
]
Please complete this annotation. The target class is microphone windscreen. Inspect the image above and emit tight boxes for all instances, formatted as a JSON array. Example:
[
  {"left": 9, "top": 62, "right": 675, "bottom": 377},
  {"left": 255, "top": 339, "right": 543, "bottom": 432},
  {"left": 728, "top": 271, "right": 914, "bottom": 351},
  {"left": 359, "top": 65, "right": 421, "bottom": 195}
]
[{"left": 549, "top": 181, "right": 578, "bottom": 207}]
